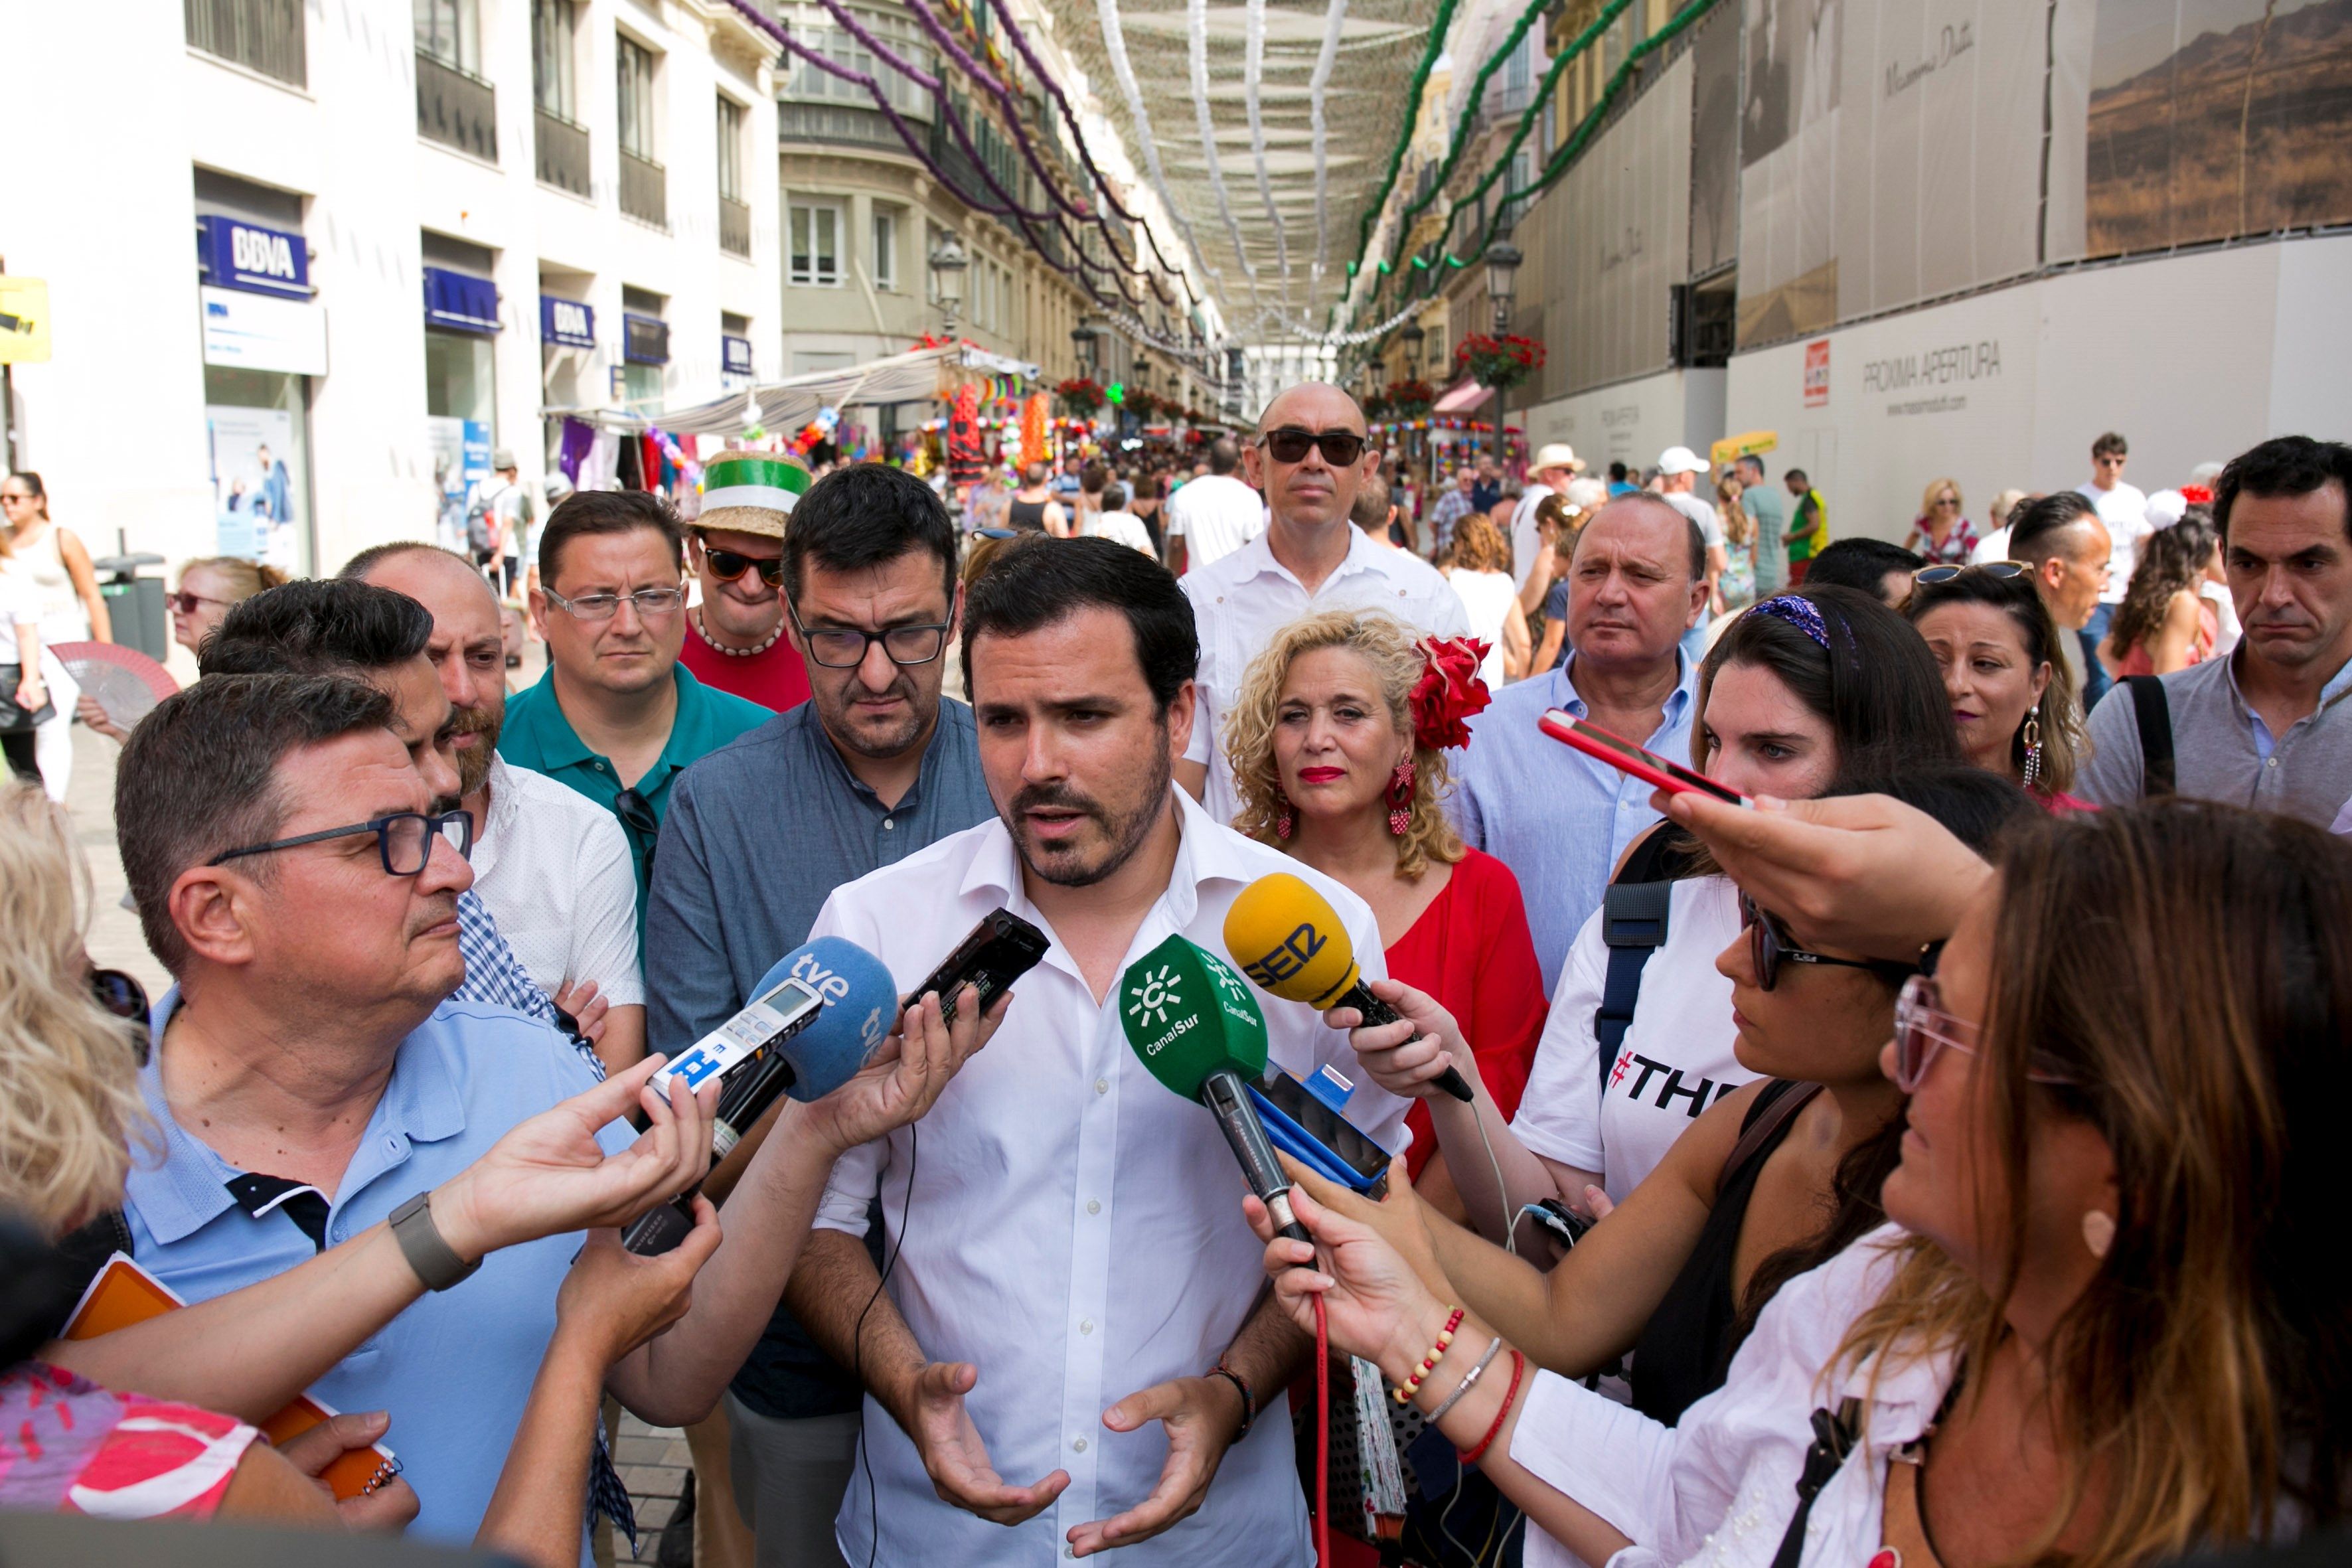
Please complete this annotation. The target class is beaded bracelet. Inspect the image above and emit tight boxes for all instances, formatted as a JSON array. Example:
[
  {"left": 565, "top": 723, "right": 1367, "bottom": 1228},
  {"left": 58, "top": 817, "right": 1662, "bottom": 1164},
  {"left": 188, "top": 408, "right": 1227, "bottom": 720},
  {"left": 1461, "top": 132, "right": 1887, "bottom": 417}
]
[
  {"left": 1425, "top": 1334, "right": 1503, "bottom": 1425},
  {"left": 1394, "top": 1306, "right": 1466, "bottom": 1405},
  {"left": 1456, "top": 1350, "right": 1526, "bottom": 1465}
]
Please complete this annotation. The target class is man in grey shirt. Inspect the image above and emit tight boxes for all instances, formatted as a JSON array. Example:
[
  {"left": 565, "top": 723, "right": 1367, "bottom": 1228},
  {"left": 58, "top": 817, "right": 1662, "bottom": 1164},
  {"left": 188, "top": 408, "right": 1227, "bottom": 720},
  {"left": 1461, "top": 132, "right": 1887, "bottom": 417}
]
[
  {"left": 1734, "top": 453, "right": 1787, "bottom": 598},
  {"left": 645, "top": 463, "right": 993, "bottom": 1566},
  {"left": 2080, "top": 435, "right": 2352, "bottom": 827}
]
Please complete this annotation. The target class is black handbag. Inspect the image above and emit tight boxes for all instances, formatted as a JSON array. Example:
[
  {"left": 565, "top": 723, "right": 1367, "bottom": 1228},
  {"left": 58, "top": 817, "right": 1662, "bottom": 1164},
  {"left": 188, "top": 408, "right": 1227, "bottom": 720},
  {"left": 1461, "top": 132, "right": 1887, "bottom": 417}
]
[{"left": 0, "top": 665, "right": 56, "bottom": 734}]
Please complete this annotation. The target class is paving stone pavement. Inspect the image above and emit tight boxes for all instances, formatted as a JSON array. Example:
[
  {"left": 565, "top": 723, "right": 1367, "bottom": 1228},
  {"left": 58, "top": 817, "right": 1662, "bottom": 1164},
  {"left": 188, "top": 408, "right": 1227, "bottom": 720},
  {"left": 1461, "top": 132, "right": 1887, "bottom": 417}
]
[{"left": 613, "top": 1412, "right": 692, "bottom": 1566}]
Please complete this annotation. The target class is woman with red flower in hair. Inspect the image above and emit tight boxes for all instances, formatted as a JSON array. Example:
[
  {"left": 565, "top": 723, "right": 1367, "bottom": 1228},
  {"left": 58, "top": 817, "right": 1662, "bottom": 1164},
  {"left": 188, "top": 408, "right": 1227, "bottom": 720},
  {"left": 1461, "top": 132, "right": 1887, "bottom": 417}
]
[{"left": 1222, "top": 609, "right": 1545, "bottom": 1218}]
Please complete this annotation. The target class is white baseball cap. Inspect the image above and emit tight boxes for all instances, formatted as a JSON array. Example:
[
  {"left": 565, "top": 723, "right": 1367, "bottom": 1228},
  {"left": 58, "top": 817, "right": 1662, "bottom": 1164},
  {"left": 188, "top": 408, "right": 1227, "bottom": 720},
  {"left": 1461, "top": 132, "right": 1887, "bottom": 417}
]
[{"left": 1657, "top": 445, "right": 1709, "bottom": 477}]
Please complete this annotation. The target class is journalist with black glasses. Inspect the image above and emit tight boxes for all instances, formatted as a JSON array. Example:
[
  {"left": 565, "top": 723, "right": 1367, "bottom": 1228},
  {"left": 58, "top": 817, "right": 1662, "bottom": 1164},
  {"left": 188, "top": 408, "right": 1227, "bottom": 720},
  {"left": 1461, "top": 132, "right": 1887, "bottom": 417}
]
[
  {"left": 1176, "top": 382, "right": 1471, "bottom": 826},
  {"left": 503, "top": 490, "right": 771, "bottom": 927}
]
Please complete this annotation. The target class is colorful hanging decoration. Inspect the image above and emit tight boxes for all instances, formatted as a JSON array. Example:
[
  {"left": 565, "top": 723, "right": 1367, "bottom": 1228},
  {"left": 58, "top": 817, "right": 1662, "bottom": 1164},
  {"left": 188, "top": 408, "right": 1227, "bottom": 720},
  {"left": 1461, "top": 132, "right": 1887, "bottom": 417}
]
[
  {"left": 1020, "top": 392, "right": 1052, "bottom": 468},
  {"left": 949, "top": 383, "right": 986, "bottom": 486}
]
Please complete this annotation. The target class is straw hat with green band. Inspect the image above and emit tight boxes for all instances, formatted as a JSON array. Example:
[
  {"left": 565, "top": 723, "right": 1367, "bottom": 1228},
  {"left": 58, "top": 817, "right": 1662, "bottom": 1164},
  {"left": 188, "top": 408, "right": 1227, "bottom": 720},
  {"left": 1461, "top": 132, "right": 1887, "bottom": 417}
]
[{"left": 696, "top": 452, "right": 813, "bottom": 540}]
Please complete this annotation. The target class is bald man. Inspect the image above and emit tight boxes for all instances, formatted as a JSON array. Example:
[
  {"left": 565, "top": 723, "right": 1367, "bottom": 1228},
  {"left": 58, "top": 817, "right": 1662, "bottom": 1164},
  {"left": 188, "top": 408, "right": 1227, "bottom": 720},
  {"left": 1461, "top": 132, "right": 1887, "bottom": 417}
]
[
  {"left": 1174, "top": 383, "right": 1470, "bottom": 824},
  {"left": 343, "top": 542, "right": 645, "bottom": 1073}
]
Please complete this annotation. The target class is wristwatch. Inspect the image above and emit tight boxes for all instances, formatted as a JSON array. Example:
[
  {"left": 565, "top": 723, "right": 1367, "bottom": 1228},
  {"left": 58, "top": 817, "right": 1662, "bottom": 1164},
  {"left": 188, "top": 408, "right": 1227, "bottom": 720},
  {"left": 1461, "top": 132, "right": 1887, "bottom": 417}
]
[{"left": 388, "top": 1190, "right": 481, "bottom": 1292}]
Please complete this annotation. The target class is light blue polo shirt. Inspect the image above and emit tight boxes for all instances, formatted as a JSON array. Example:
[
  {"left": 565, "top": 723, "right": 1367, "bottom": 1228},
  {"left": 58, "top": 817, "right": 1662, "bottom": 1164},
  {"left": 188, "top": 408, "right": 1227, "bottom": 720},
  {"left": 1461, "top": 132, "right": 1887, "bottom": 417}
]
[{"left": 123, "top": 992, "right": 629, "bottom": 1553}]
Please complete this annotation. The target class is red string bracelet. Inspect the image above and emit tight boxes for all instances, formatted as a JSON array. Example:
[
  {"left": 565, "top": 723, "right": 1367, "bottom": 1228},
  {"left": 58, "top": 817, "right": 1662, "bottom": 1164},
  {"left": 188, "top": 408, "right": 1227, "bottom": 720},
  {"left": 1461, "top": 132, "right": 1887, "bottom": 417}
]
[{"left": 1456, "top": 1349, "right": 1525, "bottom": 1466}]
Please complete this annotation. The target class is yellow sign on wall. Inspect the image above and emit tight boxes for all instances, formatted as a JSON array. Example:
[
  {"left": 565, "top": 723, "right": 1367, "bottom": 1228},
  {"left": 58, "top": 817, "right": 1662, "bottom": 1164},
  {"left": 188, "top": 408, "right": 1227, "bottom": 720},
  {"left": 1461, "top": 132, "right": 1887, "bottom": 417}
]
[
  {"left": 0, "top": 277, "right": 50, "bottom": 364},
  {"left": 1710, "top": 429, "right": 1776, "bottom": 469}
]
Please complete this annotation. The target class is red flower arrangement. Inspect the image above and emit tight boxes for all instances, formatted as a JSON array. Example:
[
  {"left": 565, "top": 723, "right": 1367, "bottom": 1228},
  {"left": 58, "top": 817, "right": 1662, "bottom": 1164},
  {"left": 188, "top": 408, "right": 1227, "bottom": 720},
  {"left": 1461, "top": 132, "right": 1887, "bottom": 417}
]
[
  {"left": 1408, "top": 635, "right": 1492, "bottom": 751},
  {"left": 2180, "top": 484, "right": 2214, "bottom": 505},
  {"left": 1385, "top": 380, "right": 1436, "bottom": 418},
  {"left": 1453, "top": 333, "right": 1545, "bottom": 392},
  {"left": 1056, "top": 378, "right": 1105, "bottom": 416}
]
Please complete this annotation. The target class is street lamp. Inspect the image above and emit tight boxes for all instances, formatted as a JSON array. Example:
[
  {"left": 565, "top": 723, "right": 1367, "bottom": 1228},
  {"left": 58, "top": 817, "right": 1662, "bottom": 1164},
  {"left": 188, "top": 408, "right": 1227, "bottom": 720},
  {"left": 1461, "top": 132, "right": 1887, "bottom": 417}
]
[
  {"left": 1071, "top": 321, "right": 1099, "bottom": 376},
  {"left": 1401, "top": 320, "right": 1425, "bottom": 380},
  {"left": 929, "top": 232, "right": 969, "bottom": 339},
  {"left": 1483, "top": 242, "right": 1523, "bottom": 463}
]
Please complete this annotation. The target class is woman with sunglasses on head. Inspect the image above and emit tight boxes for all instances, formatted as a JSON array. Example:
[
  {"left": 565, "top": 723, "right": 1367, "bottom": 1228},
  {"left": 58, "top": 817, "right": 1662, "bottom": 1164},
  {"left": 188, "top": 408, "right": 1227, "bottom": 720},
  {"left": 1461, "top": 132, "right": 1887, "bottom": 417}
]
[
  {"left": 1903, "top": 561, "right": 2094, "bottom": 811},
  {"left": 1903, "top": 479, "right": 1979, "bottom": 566},
  {"left": 1262, "top": 797, "right": 2351, "bottom": 1568},
  {"left": 78, "top": 557, "right": 291, "bottom": 744},
  {"left": 1354, "top": 589, "right": 1964, "bottom": 1261},
  {"left": 2097, "top": 512, "right": 2223, "bottom": 678}
]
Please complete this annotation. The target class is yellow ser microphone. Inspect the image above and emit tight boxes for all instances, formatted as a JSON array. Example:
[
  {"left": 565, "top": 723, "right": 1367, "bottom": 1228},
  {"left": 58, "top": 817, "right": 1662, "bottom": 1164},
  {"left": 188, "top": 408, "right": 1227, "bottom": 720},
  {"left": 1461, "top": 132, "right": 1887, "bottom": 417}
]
[{"left": 1221, "top": 873, "right": 1476, "bottom": 1103}]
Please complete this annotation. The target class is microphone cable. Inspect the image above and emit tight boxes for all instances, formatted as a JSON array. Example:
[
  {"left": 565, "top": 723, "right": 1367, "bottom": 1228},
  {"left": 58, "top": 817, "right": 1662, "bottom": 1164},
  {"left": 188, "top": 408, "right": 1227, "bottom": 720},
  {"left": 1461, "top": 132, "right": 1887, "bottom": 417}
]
[
  {"left": 1312, "top": 1293, "right": 1330, "bottom": 1568},
  {"left": 855, "top": 1124, "right": 918, "bottom": 1568}
]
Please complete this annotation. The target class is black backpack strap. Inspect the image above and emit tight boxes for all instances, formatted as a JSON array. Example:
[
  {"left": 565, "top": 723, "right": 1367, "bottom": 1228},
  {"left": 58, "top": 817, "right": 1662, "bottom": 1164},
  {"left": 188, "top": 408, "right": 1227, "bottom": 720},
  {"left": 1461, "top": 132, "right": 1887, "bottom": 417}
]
[
  {"left": 2126, "top": 674, "right": 2175, "bottom": 797},
  {"left": 1768, "top": 1399, "right": 1862, "bottom": 1568},
  {"left": 1593, "top": 828, "right": 1682, "bottom": 1089}
]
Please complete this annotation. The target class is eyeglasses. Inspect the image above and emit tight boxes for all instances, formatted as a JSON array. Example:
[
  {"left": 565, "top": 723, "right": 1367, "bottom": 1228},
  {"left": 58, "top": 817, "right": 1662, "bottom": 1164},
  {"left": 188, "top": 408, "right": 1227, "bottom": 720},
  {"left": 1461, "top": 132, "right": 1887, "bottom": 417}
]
[
  {"left": 169, "top": 589, "right": 234, "bottom": 615},
  {"left": 208, "top": 810, "right": 473, "bottom": 876},
  {"left": 90, "top": 968, "right": 151, "bottom": 1063},
  {"left": 1741, "top": 894, "right": 1918, "bottom": 992},
  {"left": 702, "top": 547, "right": 785, "bottom": 588},
  {"left": 544, "top": 586, "right": 687, "bottom": 622},
  {"left": 1258, "top": 427, "right": 1370, "bottom": 467},
  {"left": 1893, "top": 973, "right": 2078, "bottom": 1093},
  {"left": 785, "top": 597, "right": 951, "bottom": 669},
  {"left": 1913, "top": 560, "right": 2030, "bottom": 588},
  {"left": 1933, "top": 496, "right": 1962, "bottom": 508}
]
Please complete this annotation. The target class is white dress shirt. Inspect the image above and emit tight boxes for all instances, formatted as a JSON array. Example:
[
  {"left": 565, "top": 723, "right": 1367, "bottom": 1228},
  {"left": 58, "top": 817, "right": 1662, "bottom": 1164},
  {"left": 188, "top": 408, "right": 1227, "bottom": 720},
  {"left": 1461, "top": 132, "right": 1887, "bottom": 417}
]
[
  {"left": 469, "top": 754, "right": 643, "bottom": 1006},
  {"left": 811, "top": 787, "right": 1410, "bottom": 1567},
  {"left": 1510, "top": 1224, "right": 1947, "bottom": 1568},
  {"left": 1182, "top": 526, "right": 1472, "bottom": 826},
  {"left": 1164, "top": 473, "right": 1267, "bottom": 568}
]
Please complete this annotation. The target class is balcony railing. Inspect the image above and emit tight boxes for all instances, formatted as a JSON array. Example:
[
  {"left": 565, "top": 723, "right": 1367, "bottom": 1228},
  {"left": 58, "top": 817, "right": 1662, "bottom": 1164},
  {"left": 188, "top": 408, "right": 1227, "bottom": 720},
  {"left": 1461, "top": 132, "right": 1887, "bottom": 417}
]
[
  {"left": 417, "top": 52, "right": 497, "bottom": 161},
  {"left": 536, "top": 108, "right": 590, "bottom": 197},
  {"left": 720, "top": 196, "right": 752, "bottom": 258},
  {"left": 621, "top": 149, "right": 666, "bottom": 228},
  {"left": 186, "top": 0, "right": 305, "bottom": 86},
  {"left": 777, "top": 101, "right": 906, "bottom": 152}
]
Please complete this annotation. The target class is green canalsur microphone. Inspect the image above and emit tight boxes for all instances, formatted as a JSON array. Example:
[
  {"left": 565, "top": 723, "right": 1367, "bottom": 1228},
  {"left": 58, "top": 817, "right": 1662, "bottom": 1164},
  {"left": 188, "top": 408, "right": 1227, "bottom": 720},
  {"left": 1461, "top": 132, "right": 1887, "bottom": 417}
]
[{"left": 1119, "top": 934, "right": 1311, "bottom": 1243}]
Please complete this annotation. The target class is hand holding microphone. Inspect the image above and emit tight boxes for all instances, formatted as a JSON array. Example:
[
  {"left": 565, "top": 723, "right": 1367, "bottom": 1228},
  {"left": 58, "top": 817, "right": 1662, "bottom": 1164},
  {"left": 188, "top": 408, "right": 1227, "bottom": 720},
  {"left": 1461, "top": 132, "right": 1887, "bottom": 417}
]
[
  {"left": 1325, "top": 975, "right": 1482, "bottom": 1106},
  {"left": 1221, "top": 873, "right": 1476, "bottom": 1103}
]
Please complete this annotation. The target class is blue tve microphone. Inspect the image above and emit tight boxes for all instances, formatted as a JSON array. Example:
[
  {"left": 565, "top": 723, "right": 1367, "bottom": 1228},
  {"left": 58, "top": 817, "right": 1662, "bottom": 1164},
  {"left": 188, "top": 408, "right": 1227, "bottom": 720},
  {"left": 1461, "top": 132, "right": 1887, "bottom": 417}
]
[{"left": 623, "top": 937, "right": 897, "bottom": 1255}]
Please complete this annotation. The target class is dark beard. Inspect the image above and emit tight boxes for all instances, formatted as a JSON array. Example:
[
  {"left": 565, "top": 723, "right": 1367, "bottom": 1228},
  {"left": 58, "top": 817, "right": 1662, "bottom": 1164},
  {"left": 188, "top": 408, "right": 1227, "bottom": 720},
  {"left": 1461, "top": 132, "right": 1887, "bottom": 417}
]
[
  {"left": 451, "top": 703, "right": 501, "bottom": 799},
  {"left": 1009, "top": 742, "right": 1174, "bottom": 888}
]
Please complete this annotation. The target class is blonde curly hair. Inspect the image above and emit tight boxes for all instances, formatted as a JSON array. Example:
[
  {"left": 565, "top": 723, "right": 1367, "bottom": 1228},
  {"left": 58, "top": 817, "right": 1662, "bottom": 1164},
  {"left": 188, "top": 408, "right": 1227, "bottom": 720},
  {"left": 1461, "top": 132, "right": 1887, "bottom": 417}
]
[
  {"left": 0, "top": 783, "right": 155, "bottom": 1234},
  {"left": 1223, "top": 610, "right": 1465, "bottom": 880}
]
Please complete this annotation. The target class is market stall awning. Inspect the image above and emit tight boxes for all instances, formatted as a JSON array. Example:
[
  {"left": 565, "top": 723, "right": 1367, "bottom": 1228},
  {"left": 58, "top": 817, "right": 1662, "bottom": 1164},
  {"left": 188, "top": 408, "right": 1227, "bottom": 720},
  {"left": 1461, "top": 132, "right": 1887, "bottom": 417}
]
[
  {"left": 544, "top": 343, "right": 1042, "bottom": 437},
  {"left": 1433, "top": 376, "right": 1494, "bottom": 416}
]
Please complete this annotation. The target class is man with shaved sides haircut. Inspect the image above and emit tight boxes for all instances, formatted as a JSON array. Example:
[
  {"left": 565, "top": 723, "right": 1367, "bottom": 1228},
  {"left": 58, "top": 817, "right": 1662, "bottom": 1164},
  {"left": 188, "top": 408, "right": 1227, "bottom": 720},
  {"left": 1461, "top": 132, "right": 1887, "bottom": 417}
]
[{"left": 1174, "top": 382, "right": 1469, "bottom": 825}]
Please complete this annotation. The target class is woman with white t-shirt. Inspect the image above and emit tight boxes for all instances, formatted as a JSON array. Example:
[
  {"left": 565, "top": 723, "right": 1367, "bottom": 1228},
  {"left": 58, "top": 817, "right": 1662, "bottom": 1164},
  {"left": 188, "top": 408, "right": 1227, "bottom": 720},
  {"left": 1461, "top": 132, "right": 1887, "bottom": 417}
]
[
  {"left": 1441, "top": 512, "right": 1530, "bottom": 684},
  {"left": 1343, "top": 588, "right": 1965, "bottom": 1235}
]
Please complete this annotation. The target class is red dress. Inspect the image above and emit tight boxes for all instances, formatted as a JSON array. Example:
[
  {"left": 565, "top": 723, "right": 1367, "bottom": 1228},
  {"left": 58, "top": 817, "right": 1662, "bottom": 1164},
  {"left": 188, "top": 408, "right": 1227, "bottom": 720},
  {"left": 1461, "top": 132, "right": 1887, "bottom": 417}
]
[{"left": 1382, "top": 847, "right": 1549, "bottom": 1180}]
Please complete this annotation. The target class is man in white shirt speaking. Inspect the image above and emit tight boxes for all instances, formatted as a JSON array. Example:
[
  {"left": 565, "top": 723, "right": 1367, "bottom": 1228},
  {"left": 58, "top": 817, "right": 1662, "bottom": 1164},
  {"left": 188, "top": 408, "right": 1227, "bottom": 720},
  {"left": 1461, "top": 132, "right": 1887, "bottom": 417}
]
[
  {"left": 787, "top": 536, "right": 1409, "bottom": 1565},
  {"left": 1176, "top": 384, "right": 1470, "bottom": 826},
  {"left": 344, "top": 543, "right": 643, "bottom": 1072},
  {"left": 1161, "top": 437, "right": 1263, "bottom": 573}
]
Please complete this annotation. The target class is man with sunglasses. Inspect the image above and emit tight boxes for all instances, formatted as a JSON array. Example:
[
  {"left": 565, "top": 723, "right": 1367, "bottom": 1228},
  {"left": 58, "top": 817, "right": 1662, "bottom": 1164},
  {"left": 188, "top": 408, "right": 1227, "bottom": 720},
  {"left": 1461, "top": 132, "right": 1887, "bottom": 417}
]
[
  {"left": 643, "top": 461, "right": 995, "bottom": 1568},
  {"left": 503, "top": 491, "right": 771, "bottom": 913},
  {"left": 678, "top": 452, "right": 815, "bottom": 714},
  {"left": 1175, "top": 384, "right": 1469, "bottom": 824}
]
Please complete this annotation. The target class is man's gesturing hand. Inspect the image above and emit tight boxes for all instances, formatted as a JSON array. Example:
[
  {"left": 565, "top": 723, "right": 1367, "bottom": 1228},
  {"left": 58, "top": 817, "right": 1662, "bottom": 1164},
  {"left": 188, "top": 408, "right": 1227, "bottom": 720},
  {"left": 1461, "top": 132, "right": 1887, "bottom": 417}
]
[
  {"left": 1065, "top": 1374, "right": 1244, "bottom": 1557},
  {"left": 909, "top": 1361, "right": 1071, "bottom": 1524}
]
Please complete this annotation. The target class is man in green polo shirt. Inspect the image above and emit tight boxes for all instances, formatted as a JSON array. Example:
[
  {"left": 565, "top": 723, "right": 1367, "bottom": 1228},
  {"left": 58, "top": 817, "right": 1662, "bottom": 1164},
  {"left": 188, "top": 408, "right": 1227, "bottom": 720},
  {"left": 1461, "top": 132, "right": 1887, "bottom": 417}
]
[{"left": 502, "top": 489, "right": 770, "bottom": 913}]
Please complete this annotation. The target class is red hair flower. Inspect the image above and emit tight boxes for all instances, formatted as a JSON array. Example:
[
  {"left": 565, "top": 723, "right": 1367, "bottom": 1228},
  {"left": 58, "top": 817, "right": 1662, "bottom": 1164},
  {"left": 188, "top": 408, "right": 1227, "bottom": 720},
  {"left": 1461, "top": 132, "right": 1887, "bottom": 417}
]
[
  {"left": 2180, "top": 484, "right": 2214, "bottom": 505},
  {"left": 1409, "top": 635, "right": 1492, "bottom": 751}
]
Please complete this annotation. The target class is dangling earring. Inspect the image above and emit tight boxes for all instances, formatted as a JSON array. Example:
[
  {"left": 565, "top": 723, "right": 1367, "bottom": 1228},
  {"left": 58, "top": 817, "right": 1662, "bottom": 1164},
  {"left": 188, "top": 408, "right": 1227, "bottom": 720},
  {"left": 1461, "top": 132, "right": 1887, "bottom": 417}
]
[
  {"left": 1387, "top": 760, "right": 1416, "bottom": 837},
  {"left": 2020, "top": 711, "right": 2043, "bottom": 791},
  {"left": 2082, "top": 1210, "right": 2115, "bottom": 1259},
  {"left": 1275, "top": 795, "right": 1295, "bottom": 841}
]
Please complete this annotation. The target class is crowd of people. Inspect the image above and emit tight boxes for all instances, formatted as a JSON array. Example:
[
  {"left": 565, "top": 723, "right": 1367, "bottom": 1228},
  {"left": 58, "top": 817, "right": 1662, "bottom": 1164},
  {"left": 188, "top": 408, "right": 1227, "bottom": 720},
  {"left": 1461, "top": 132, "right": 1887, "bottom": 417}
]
[{"left": 0, "top": 387, "right": 2345, "bottom": 1568}]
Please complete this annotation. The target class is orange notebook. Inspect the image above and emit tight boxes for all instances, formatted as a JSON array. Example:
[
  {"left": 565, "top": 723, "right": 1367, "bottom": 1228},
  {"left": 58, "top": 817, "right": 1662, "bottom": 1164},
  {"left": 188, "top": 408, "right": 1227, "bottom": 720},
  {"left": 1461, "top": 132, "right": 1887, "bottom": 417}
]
[{"left": 62, "top": 1251, "right": 399, "bottom": 1499}]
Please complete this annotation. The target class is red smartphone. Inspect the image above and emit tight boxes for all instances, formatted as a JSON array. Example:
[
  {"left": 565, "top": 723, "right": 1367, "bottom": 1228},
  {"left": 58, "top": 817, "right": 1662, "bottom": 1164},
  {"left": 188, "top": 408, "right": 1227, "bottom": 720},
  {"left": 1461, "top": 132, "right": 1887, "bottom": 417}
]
[{"left": 1537, "top": 709, "right": 1753, "bottom": 807}]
